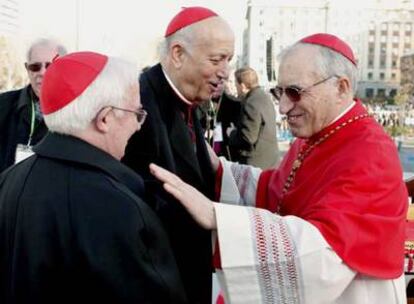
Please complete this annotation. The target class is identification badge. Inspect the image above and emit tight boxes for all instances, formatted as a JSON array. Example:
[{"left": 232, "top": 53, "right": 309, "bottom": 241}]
[
  {"left": 15, "top": 144, "right": 34, "bottom": 164},
  {"left": 213, "top": 122, "right": 223, "bottom": 142}
]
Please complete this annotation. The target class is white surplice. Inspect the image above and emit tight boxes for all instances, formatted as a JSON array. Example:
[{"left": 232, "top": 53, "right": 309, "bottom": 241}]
[{"left": 214, "top": 159, "right": 406, "bottom": 304}]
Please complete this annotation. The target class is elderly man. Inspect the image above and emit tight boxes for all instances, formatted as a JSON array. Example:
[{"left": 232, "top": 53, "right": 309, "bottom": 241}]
[
  {"left": 150, "top": 33, "right": 407, "bottom": 303},
  {"left": 228, "top": 67, "right": 279, "bottom": 169},
  {"left": 123, "top": 6, "right": 234, "bottom": 304},
  {"left": 0, "top": 52, "right": 187, "bottom": 304},
  {"left": 0, "top": 38, "right": 67, "bottom": 172}
]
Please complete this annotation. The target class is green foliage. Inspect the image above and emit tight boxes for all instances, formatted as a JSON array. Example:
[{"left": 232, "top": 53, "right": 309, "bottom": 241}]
[
  {"left": 384, "top": 125, "right": 413, "bottom": 137},
  {"left": 0, "top": 36, "right": 26, "bottom": 92}
]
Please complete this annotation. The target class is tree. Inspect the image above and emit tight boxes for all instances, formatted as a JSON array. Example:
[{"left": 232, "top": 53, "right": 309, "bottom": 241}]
[{"left": 0, "top": 36, "right": 26, "bottom": 92}]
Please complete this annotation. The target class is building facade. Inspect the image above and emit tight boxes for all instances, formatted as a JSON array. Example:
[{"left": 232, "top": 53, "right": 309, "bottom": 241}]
[
  {"left": 243, "top": 0, "right": 414, "bottom": 99},
  {"left": 400, "top": 52, "right": 414, "bottom": 103}
]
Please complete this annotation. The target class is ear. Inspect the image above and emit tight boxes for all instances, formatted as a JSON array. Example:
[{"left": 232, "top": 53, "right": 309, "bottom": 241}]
[
  {"left": 241, "top": 83, "right": 249, "bottom": 94},
  {"left": 170, "top": 43, "right": 186, "bottom": 69},
  {"left": 337, "top": 77, "right": 351, "bottom": 98},
  {"left": 94, "top": 107, "right": 112, "bottom": 133}
]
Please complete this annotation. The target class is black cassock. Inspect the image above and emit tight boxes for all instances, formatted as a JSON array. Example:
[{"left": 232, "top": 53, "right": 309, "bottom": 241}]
[
  {"left": 123, "top": 64, "right": 215, "bottom": 304},
  {"left": 0, "top": 133, "right": 187, "bottom": 304}
]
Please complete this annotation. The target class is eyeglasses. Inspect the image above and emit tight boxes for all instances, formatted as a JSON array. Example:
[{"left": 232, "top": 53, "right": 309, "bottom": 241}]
[
  {"left": 270, "top": 75, "right": 338, "bottom": 102},
  {"left": 25, "top": 62, "right": 52, "bottom": 72},
  {"left": 111, "top": 106, "right": 147, "bottom": 124}
]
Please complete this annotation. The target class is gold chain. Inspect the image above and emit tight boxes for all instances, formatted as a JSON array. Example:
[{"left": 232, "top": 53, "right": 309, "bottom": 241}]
[{"left": 278, "top": 113, "right": 371, "bottom": 213}]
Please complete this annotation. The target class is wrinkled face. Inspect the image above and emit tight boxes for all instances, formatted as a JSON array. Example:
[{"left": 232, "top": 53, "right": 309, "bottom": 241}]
[
  {"left": 278, "top": 45, "right": 342, "bottom": 138},
  {"left": 26, "top": 44, "right": 59, "bottom": 98},
  {"left": 110, "top": 83, "right": 141, "bottom": 160},
  {"left": 176, "top": 17, "right": 234, "bottom": 104}
]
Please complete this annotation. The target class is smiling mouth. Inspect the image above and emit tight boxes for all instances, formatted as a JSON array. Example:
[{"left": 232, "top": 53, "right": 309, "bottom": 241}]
[{"left": 287, "top": 114, "right": 303, "bottom": 123}]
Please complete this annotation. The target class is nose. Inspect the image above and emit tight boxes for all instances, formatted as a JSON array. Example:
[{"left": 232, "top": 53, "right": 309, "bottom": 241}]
[
  {"left": 38, "top": 65, "right": 48, "bottom": 76},
  {"left": 217, "top": 61, "right": 230, "bottom": 80},
  {"left": 278, "top": 94, "right": 295, "bottom": 115}
]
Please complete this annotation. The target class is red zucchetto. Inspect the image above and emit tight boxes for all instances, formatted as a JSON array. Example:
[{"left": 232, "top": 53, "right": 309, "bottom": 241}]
[
  {"left": 300, "top": 33, "right": 357, "bottom": 66},
  {"left": 165, "top": 6, "right": 218, "bottom": 37},
  {"left": 41, "top": 51, "right": 108, "bottom": 115}
]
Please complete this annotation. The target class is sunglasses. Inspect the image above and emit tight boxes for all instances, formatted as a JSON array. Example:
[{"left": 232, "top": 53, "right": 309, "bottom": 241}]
[
  {"left": 111, "top": 106, "right": 147, "bottom": 124},
  {"left": 270, "top": 75, "right": 338, "bottom": 102},
  {"left": 25, "top": 62, "right": 52, "bottom": 72}
]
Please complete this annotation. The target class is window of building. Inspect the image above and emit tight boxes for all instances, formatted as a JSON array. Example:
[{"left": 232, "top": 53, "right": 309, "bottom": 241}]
[
  {"left": 380, "top": 43, "right": 387, "bottom": 54},
  {"left": 392, "top": 60, "right": 397, "bottom": 68},
  {"left": 368, "top": 59, "right": 374, "bottom": 68},
  {"left": 393, "top": 23, "right": 400, "bottom": 31},
  {"left": 378, "top": 88, "right": 386, "bottom": 96},
  {"left": 368, "top": 72, "right": 373, "bottom": 79},
  {"left": 369, "top": 35, "right": 375, "bottom": 43},
  {"left": 380, "top": 73, "right": 385, "bottom": 80},
  {"left": 390, "top": 89, "right": 397, "bottom": 97},
  {"left": 391, "top": 73, "right": 396, "bottom": 80},
  {"left": 380, "top": 59, "right": 386, "bottom": 68},
  {"left": 366, "top": 88, "right": 374, "bottom": 98}
]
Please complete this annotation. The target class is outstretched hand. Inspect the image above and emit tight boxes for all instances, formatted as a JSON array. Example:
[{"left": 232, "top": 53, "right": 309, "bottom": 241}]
[{"left": 149, "top": 163, "right": 217, "bottom": 230}]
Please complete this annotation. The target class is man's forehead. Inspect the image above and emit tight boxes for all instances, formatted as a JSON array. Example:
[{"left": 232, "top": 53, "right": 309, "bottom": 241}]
[
  {"left": 278, "top": 50, "right": 318, "bottom": 84},
  {"left": 29, "top": 44, "right": 58, "bottom": 61},
  {"left": 193, "top": 17, "right": 234, "bottom": 41}
]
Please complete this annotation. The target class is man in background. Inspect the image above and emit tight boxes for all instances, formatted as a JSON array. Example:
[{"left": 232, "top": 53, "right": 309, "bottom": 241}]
[
  {"left": 228, "top": 67, "right": 279, "bottom": 169},
  {"left": 0, "top": 38, "right": 67, "bottom": 172}
]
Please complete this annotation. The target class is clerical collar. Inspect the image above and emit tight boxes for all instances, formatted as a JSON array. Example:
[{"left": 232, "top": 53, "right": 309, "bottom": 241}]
[
  {"left": 162, "top": 67, "right": 192, "bottom": 105},
  {"left": 329, "top": 100, "right": 356, "bottom": 125}
]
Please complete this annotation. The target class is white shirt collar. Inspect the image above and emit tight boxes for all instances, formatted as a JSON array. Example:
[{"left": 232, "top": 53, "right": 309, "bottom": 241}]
[
  {"left": 329, "top": 100, "right": 356, "bottom": 125},
  {"left": 161, "top": 67, "right": 192, "bottom": 105}
]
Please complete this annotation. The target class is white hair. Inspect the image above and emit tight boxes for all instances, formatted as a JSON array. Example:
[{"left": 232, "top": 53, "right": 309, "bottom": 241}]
[
  {"left": 158, "top": 24, "right": 196, "bottom": 60},
  {"left": 44, "top": 56, "right": 138, "bottom": 135},
  {"left": 26, "top": 38, "right": 67, "bottom": 62},
  {"left": 279, "top": 42, "right": 359, "bottom": 95}
]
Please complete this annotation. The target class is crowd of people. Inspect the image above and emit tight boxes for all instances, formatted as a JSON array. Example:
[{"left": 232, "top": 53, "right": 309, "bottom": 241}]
[{"left": 0, "top": 6, "right": 409, "bottom": 304}]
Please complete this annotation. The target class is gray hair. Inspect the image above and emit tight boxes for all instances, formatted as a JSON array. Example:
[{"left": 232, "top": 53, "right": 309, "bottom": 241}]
[
  {"left": 158, "top": 25, "right": 195, "bottom": 60},
  {"left": 44, "top": 56, "right": 138, "bottom": 135},
  {"left": 279, "top": 42, "right": 359, "bottom": 95},
  {"left": 26, "top": 38, "right": 67, "bottom": 62}
]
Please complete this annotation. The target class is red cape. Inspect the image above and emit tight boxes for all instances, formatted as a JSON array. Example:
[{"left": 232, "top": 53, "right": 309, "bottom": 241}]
[{"left": 257, "top": 101, "right": 407, "bottom": 279}]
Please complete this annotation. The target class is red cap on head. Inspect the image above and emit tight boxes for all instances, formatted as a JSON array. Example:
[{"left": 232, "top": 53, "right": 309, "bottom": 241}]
[
  {"left": 41, "top": 51, "right": 108, "bottom": 115},
  {"left": 165, "top": 6, "right": 218, "bottom": 37},
  {"left": 300, "top": 33, "right": 357, "bottom": 66}
]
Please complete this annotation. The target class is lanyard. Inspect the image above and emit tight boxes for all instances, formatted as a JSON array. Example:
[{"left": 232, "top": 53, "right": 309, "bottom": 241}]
[{"left": 27, "top": 99, "right": 36, "bottom": 147}]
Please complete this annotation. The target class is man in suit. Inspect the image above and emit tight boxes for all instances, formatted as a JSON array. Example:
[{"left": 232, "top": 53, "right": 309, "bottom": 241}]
[
  {"left": 228, "top": 67, "right": 280, "bottom": 169},
  {"left": 122, "top": 6, "right": 234, "bottom": 304},
  {"left": 0, "top": 38, "right": 67, "bottom": 172},
  {"left": 0, "top": 51, "right": 187, "bottom": 304}
]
